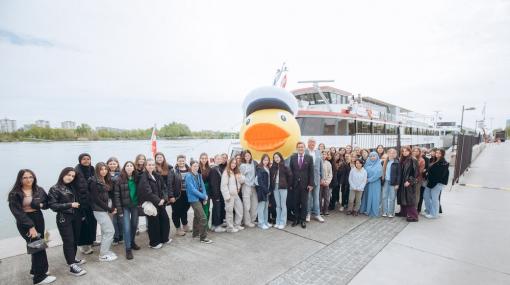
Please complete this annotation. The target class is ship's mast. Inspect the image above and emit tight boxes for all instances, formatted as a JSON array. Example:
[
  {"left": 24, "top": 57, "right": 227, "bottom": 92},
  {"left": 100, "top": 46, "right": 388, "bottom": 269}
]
[{"left": 273, "top": 62, "right": 288, "bottom": 86}]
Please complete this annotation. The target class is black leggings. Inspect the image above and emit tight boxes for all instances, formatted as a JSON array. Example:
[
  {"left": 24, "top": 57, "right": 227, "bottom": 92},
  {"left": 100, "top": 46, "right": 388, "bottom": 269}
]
[
  {"left": 211, "top": 197, "right": 225, "bottom": 227},
  {"left": 56, "top": 212, "right": 82, "bottom": 265},
  {"left": 147, "top": 206, "right": 170, "bottom": 247},
  {"left": 171, "top": 193, "right": 190, "bottom": 228},
  {"left": 16, "top": 211, "right": 49, "bottom": 284},
  {"left": 341, "top": 183, "right": 350, "bottom": 207},
  {"left": 329, "top": 185, "right": 340, "bottom": 210}
]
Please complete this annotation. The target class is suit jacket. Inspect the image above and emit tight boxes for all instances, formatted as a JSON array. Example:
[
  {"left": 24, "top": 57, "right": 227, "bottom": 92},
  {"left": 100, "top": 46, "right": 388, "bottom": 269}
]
[
  {"left": 305, "top": 149, "right": 323, "bottom": 187},
  {"left": 289, "top": 153, "right": 315, "bottom": 191}
]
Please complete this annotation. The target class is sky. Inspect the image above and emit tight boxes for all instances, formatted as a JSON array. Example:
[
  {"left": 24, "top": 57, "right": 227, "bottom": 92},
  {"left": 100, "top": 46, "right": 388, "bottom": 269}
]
[{"left": 1, "top": 0, "right": 509, "bottom": 131}]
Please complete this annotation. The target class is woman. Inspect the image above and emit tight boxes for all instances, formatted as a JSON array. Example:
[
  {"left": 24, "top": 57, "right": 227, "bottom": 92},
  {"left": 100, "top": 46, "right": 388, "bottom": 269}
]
[
  {"left": 329, "top": 146, "right": 337, "bottom": 156},
  {"left": 185, "top": 160, "right": 213, "bottom": 244},
  {"left": 107, "top": 157, "right": 123, "bottom": 245},
  {"left": 338, "top": 147, "right": 346, "bottom": 158},
  {"left": 239, "top": 150, "right": 258, "bottom": 227},
  {"left": 73, "top": 153, "right": 96, "bottom": 255},
  {"left": 235, "top": 153, "right": 242, "bottom": 166},
  {"left": 345, "top": 145, "right": 353, "bottom": 155},
  {"left": 360, "top": 152, "right": 383, "bottom": 217},
  {"left": 328, "top": 152, "right": 341, "bottom": 211},
  {"left": 89, "top": 162, "right": 117, "bottom": 262},
  {"left": 172, "top": 155, "right": 191, "bottom": 236},
  {"left": 8, "top": 169, "right": 56, "bottom": 285},
  {"left": 113, "top": 161, "right": 141, "bottom": 260},
  {"left": 209, "top": 154, "right": 226, "bottom": 232},
  {"left": 270, "top": 152, "right": 292, "bottom": 229},
  {"left": 48, "top": 167, "right": 87, "bottom": 276},
  {"left": 255, "top": 154, "right": 271, "bottom": 230},
  {"left": 424, "top": 149, "right": 449, "bottom": 219},
  {"left": 134, "top": 154, "right": 146, "bottom": 177},
  {"left": 361, "top": 149, "right": 370, "bottom": 163},
  {"left": 221, "top": 157, "right": 245, "bottom": 232},
  {"left": 347, "top": 159, "right": 367, "bottom": 216},
  {"left": 381, "top": 149, "right": 400, "bottom": 217},
  {"left": 198, "top": 153, "right": 212, "bottom": 228},
  {"left": 138, "top": 158, "right": 171, "bottom": 248},
  {"left": 376, "top": 145, "right": 385, "bottom": 159},
  {"left": 319, "top": 151, "right": 333, "bottom": 216},
  {"left": 412, "top": 147, "right": 426, "bottom": 214},
  {"left": 337, "top": 153, "right": 352, "bottom": 211},
  {"left": 318, "top": 143, "right": 326, "bottom": 152},
  {"left": 396, "top": 147, "right": 419, "bottom": 222}
]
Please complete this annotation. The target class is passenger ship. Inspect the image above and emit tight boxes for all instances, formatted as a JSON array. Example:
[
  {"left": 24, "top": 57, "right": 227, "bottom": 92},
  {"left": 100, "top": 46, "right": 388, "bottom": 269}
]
[{"left": 291, "top": 85, "right": 453, "bottom": 150}]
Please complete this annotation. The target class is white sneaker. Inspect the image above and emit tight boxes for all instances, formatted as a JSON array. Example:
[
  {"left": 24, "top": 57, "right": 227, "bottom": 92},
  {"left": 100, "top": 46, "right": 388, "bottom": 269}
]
[
  {"left": 79, "top": 245, "right": 93, "bottom": 255},
  {"left": 166, "top": 238, "right": 173, "bottom": 244},
  {"left": 388, "top": 214, "right": 394, "bottom": 218},
  {"left": 266, "top": 223, "right": 273, "bottom": 228},
  {"left": 425, "top": 214, "right": 434, "bottom": 219},
  {"left": 99, "top": 254, "right": 118, "bottom": 262},
  {"left": 339, "top": 206, "right": 344, "bottom": 212},
  {"left": 235, "top": 225, "right": 245, "bottom": 230},
  {"left": 35, "top": 275, "right": 56, "bottom": 284},
  {"left": 305, "top": 214, "right": 311, "bottom": 222},
  {"left": 150, "top": 243, "right": 163, "bottom": 249},
  {"left": 245, "top": 223, "right": 256, "bottom": 228},
  {"left": 314, "top": 215, "right": 325, "bottom": 223},
  {"left": 214, "top": 226, "right": 226, "bottom": 233},
  {"left": 258, "top": 224, "right": 269, "bottom": 230},
  {"left": 382, "top": 213, "right": 388, "bottom": 217},
  {"left": 226, "top": 228, "right": 239, "bottom": 233}
]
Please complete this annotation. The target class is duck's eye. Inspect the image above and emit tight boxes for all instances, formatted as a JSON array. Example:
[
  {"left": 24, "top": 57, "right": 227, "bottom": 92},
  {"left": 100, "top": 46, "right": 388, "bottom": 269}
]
[
  {"left": 245, "top": 118, "right": 251, "bottom": 125},
  {"left": 280, "top": 114, "right": 287, "bottom": 121}
]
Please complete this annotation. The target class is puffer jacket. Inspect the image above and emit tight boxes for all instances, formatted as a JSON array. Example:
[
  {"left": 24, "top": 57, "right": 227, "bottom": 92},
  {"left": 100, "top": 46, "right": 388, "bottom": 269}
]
[
  {"left": 114, "top": 175, "right": 138, "bottom": 213},
  {"left": 255, "top": 166, "right": 270, "bottom": 202},
  {"left": 221, "top": 170, "right": 244, "bottom": 201},
  {"left": 48, "top": 184, "right": 78, "bottom": 215},
  {"left": 8, "top": 187, "right": 48, "bottom": 229},
  {"left": 138, "top": 171, "right": 168, "bottom": 206},
  {"left": 89, "top": 176, "right": 114, "bottom": 213}
]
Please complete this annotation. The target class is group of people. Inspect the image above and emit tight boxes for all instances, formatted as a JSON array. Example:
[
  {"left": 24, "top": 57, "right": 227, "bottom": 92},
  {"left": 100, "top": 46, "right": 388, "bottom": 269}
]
[{"left": 8, "top": 138, "right": 449, "bottom": 285}]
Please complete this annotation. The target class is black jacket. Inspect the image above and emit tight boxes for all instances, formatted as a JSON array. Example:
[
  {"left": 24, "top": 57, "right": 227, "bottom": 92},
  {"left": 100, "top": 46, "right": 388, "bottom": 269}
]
[
  {"left": 336, "top": 161, "right": 351, "bottom": 185},
  {"left": 256, "top": 166, "right": 271, "bottom": 202},
  {"left": 382, "top": 159, "right": 401, "bottom": 186},
  {"left": 48, "top": 184, "right": 78, "bottom": 215},
  {"left": 270, "top": 163, "right": 292, "bottom": 191},
  {"left": 73, "top": 164, "right": 95, "bottom": 209},
  {"left": 8, "top": 187, "right": 48, "bottom": 229},
  {"left": 427, "top": 158, "right": 449, "bottom": 188},
  {"left": 397, "top": 157, "right": 419, "bottom": 206},
  {"left": 89, "top": 176, "right": 114, "bottom": 212},
  {"left": 172, "top": 165, "right": 190, "bottom": 198},
  {"left": 113, "top": 176, "right": 138, "bottom": 213},
  {"left": 289, "top": 153, "right": 315, "bottom": 190},
  {"left": 208, "top": 165, "right": 223, "bottom": 200},
  {"left": 138, "top": 171, "right": 167, "bottom": 206}
]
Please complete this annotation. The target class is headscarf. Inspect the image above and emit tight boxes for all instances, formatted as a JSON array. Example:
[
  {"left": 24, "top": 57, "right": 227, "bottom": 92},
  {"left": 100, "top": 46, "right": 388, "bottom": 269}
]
[
  {"left": 78, "top": 153, "right": 94, "bottom": 180},
  {"left": 364, "top": 151, "right": 382, "bottom": 181}
]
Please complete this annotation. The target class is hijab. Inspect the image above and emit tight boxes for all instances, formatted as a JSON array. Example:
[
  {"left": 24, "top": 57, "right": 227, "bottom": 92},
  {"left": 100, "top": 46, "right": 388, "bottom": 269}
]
[{"left": 364, "top": 151, "right": 382, "bottom": 180}]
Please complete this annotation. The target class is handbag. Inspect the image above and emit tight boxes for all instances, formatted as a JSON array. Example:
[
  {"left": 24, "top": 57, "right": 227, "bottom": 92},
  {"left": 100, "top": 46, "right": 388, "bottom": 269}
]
[{"left": 27, "top": 233, "right": 48, "bottom": 255}]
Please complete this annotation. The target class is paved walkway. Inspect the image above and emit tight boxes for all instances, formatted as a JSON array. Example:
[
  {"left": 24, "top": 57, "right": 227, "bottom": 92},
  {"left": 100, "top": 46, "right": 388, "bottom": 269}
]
[{"left": 1, "top": 142, "right": 509, "bottom": 285}]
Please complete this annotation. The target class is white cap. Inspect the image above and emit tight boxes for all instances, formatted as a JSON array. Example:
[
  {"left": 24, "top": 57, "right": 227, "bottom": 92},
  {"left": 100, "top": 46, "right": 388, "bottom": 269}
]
[{"left": 242, "top": 86, "right": 298, "bottom": 117}]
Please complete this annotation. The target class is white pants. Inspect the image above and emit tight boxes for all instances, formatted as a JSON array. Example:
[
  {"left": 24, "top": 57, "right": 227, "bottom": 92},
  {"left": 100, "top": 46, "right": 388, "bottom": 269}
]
[
  {"left": 241, "top": 185, "right": 258, "bottom": 225},
  {"left": 225, "top": 195, "right": 243, "bottom": 229},
  {"left": 93, "top": 211, "right": 114, "bottom": 256}
]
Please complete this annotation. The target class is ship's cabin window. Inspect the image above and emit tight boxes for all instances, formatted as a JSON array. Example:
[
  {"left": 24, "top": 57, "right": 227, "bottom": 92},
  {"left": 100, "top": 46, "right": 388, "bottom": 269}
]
[
  {"left": 299, "top": 117, "right": 323, "bottom": 135},
  {"left": 323, "top": 118, "right": 336, "bottom": 135},
  {"left": 386, "top": 124, "right": 397, "bottom": 135},
  {"left": 373, "top": 123, "right": 385, "bottom": 134},
  {"left": 357, "top": 121, "right": 372, "bottom": 133},
  {"left": 296, "top": 92, "right": 349, "bottom": 105}
]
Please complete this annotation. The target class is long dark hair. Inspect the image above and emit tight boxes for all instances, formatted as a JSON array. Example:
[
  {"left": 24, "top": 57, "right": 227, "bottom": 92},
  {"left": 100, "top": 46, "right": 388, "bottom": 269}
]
[
  {"left": 154, "top": 152, "right": 169, "bottom": 176},
  {"left": 95, "top": 162, "right": 111, "bottom": 189},
  {"left": 9, "top": 169, "right": 39, "bottom": 196},
  {"left": 271, "top": 152, "right": 285, "bottom": 168},
  {"left": 225, "top": 157, "right": 239, "bottom": 176},
  {"left": 56, "top": 167, "right": 77, "bottom": 187},
  {"left": 120, "top": 161, "right": 136, "bottom": 182},
  {"left": 241, "top": 150, "right": 253, "bottom": 164},
  {"left": 199, "top": 152, "right": 210, "bottom": 178},
  {"left": 259, "top": 154, "right": 271, "bottom": 168}
]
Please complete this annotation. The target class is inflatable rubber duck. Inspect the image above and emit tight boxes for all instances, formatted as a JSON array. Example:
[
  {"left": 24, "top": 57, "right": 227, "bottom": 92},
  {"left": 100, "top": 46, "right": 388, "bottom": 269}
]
[{"left": 240, "top": 86, "right": 301, "bottom": 162}]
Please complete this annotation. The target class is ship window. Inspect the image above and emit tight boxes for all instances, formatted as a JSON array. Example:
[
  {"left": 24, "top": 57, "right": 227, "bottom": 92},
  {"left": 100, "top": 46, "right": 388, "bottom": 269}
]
[
  {"left": 386, "top": 124, "right": 396, "bottom": 135},
  {"left": 337, "top": 119, "right": 349, "bottom": 135},
  {"left": 323, "top": 118, "right": 336, "bottom": 135},
  {"left": 349, "top": 120, "right": 356, "bottom": 134},
  {"left": 300, "top": 117, "right": 323, "bottom": 135},
  {"left": 357, "top": 121, "right": 371, "bottom": 133},
  {"left": 373, "top": 123, "right": 384, "bottom": 134}
]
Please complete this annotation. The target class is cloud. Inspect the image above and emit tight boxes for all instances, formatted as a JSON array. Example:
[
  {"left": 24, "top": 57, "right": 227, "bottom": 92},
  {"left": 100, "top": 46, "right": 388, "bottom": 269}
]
[{"left": 0, "top": 28, "right": 54, "bottom": 47}]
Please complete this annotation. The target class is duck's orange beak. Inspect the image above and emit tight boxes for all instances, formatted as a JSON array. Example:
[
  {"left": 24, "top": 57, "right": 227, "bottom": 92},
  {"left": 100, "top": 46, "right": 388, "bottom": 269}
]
[{"left": 244, "top": 123, "right": 290, "bottom": 152}]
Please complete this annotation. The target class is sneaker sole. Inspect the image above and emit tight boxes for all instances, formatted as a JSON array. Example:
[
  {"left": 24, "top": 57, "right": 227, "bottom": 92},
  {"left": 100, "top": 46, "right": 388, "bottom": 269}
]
[{"left": 70, "top": 270, "right": 87, "bottom": 276}]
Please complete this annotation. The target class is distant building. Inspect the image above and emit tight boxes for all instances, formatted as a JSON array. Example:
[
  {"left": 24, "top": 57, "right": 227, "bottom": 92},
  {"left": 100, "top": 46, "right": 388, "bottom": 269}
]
[
  {"left": 96, "top": 126, "right": 125, "bottom": 132},
  {"left": 0, "top": 118, "right": 17, "bottom": 133},
  {"left": 61, "top": 121, "right": 76, "bottom": 129},
  {"left": 35, "top": 120, "right": 50, "bottom": 128}
]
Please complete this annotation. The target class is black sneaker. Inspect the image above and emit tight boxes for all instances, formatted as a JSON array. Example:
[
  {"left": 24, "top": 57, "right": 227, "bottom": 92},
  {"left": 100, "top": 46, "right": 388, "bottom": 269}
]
[
  {"left": 126, "top": 250, "right": 133, "bottom": 260},
  {"left": 131, "top": 242, "right": 141, "bottom": 250},
  {"left": 200, "top": 238, "right": 213, "bottom": 244},
  {"left": 73, "top": 259, "right": 86, "bottom": 265},
  {"left": 69, "top": 264, "right": 87, "bottom": 276}
]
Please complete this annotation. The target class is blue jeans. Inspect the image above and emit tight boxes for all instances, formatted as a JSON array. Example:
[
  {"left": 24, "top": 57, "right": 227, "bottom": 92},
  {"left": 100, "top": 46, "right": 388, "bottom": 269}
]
[
  {"left": 122, "top": 207, "right": 139, "bottom": 250},
  {"left": 307, "top": 185, "right": 320, "bottom": 216},
  {"left": 274, "top": 189, "right": 288, "bottom": 226},
  {"left": 424, "top": 184, "right": 443, "bottom": 218},
  {"left": 257, "top": 200, "right": 268, "bottom": 226},
  {"left": 382, "top": 181, "right": 396, "bottom": 216},
  {"left": 112, "top": 212, "right": 124, "bottom": 241}
]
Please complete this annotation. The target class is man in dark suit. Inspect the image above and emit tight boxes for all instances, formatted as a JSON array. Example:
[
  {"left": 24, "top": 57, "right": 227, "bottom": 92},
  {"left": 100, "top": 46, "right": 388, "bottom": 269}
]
[{"left": 289, "top": 141, "right": 315, "bottom": 228}]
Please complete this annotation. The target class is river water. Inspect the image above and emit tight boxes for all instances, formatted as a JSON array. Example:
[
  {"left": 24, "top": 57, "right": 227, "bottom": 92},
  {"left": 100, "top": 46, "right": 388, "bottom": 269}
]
[{"left": 0, "top": 139, "right": 235, "bottom": 239}]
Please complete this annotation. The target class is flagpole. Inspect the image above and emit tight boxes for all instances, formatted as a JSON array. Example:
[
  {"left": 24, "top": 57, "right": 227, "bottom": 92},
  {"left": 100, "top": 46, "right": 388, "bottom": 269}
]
[{"left": 151, "top": 124, "right": 157, "bottom": 158}]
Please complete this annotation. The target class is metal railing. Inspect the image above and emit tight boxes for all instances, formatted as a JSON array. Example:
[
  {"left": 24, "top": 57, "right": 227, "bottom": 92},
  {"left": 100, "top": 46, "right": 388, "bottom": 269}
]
[{"left": 452, "top": 134, "right": 482, "bottom": 184}]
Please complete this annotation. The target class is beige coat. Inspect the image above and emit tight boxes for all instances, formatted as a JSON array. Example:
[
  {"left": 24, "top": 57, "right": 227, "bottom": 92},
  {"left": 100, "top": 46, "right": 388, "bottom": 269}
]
[
  {"left": 221, "top": 171, "right": 244, "bottom": 201},
  {"left": 322, "top": 160, "right": 333, "bottom": 186}
]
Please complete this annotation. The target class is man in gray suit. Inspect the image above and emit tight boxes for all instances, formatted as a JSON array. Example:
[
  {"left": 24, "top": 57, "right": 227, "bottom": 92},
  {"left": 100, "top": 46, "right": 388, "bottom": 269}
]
[{"left": 305, "top": 137, "right": 324, "bottom": 223}]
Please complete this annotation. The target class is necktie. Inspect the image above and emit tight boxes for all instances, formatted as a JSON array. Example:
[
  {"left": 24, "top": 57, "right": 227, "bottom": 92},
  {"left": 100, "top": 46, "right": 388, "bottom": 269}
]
[{"left": 299, "top": 155, "right": 303, "bottom": 168}]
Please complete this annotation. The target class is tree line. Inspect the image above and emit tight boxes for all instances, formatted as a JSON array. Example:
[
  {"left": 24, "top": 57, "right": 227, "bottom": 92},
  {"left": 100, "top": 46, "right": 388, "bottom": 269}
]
[{"left": 0, "top": 122, "right": 238, "bottom": 142}]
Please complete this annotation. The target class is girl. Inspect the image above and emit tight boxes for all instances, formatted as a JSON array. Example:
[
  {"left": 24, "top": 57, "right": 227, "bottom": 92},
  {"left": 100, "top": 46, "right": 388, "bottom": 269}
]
[
  {"left": 89, "top": 162, "right": 117, "bottom": 262},
  {"left": 221, "top": 157, "right": 244, "bottom": 232},
  {"left": 134, "top": 154, "right": 146, "bottom": 178},
  {"left": 48, "top": 167, "right": 87, "bottom": 276},
  {"left": 185, "top": 160, "right": 213, "bottom": 244},
  {"left": 361, "top": 149, "right": 370, "bottom": 163},
  {"left": 337, "top": 153, "right": 352, "bottom": 211},
  {"left": 138, "top": 158, "right": 171, "bottom": 248},
  {"left": 239, "top": 150, "right": 258, "bottom": 227},
  {"left": 107, "top": 157, "right": 123, "bottom": 245},
  {"left": 328, "top": 152, "right": 340, "bottom": 211},
  {"left": 345, "top": 145, "right": 353, "bottom": 155},
  {"left": 347, "top": 160, "right": 367, "bottom": 216},
  {"left": 172, "top": 155, "right": 191, "bottom": 236},
  {"left": 198, "top": 153, "right": 212, "bottom": 228},
  {"left": 270, "top": 152, "right": 292, "bottom": 229},
  {"left": 396, "top": 147, "right": 419, "bottom": 222},
  {"left": 235, "top": 153, "right": 242, "bottom": 167},
  {"left": 319, "top": 151, "right": 333, "bottom": 215},
  {"left": 361, "top": 152, "right": 383, "bottom": 217},
  {"left": 329, "top": 146, "right": 337, "bottom": 156},
  {"left": 255, "top": 154, "right": 271, "bottom": 230},
  {"left": 113, "top": 161, "right": 141, "bottom": 260},
  {"left": 424, "top": 149, "right": 449, "bottom": 219},
  {"left": 376, "top": 145, "right": 385, "bottom": 159},
  {"left": 8, "top": 169, "right": 56, "bottom": 285},
  {"left": 318, "top": 143, "right": 326, "bottom": 152},
  {"left": 381, "top": 149, "right": 400, "bottom": 217},
  {"left": 412, "top": 147, "right": 426, "bottom": 213},
  {"left": 73, "top": 153, "right": 96, "bottom": 255}
]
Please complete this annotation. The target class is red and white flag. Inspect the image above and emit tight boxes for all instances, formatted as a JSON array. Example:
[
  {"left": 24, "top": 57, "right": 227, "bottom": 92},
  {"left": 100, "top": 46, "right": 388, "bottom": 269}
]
[
  {"left": 280, "top": 74, "right": 287, "bottom": 88},
  {"left": 150, "top": 125, "right": 157, "bottom": 157}
]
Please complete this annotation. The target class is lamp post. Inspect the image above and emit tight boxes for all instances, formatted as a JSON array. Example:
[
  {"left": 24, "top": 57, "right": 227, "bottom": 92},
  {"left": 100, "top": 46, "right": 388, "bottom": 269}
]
[{"left": 460, "top": 105, "right": 476, "bottom": 134}]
